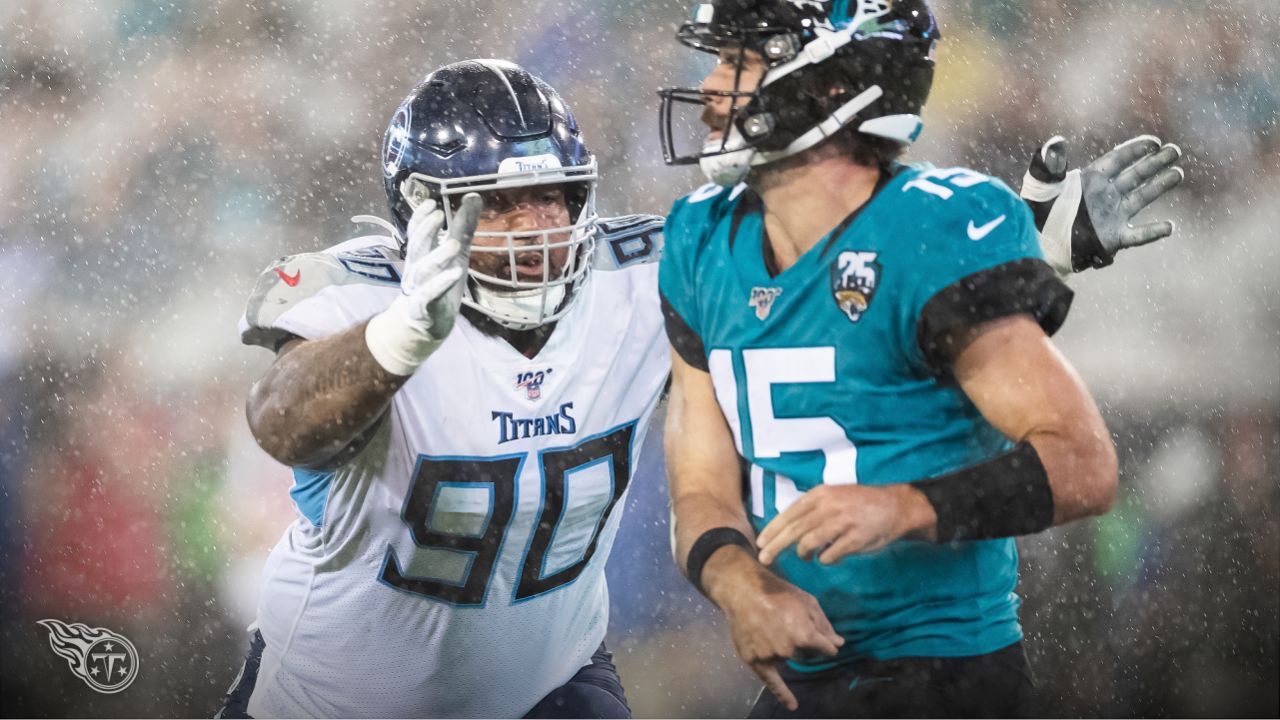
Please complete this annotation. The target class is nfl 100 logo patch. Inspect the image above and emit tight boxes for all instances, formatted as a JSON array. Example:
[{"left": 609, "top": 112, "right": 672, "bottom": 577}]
[
  {"left": 748, "top": 287, "right": 783, "bottom": 320},
  {"left": 830, "top": 250, "right": 881, "bottom": 323},
  {"left": 515, "top": 369, "right": 553, "bottom": 400}
]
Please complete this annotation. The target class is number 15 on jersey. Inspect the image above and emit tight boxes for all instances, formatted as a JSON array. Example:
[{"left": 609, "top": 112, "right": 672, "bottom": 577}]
[{"left": 708, "top": 347, "right": 857, "bottom": 519}]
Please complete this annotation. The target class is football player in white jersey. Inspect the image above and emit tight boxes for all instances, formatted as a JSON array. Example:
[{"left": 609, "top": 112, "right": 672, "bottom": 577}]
[{"left": 222, "top": 60, "right": 668, "bottom": 718}]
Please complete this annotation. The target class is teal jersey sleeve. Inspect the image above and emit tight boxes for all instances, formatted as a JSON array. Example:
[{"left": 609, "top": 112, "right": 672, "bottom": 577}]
[{"left": 892, "top": 168, "right": 1073, "bottom": 370}]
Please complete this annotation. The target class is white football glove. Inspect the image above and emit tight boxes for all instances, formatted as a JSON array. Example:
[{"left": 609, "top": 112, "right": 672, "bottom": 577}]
[
  {"left": 365, "top": 193, "right": 482, "bottom": 375},
  {"left": 1021, "top": 135, "right": 1185, "bottom": 276}
]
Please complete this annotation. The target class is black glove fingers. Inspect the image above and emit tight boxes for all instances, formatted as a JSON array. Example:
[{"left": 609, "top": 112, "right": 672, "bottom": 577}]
[{"left": 1028, "top": 135, "right": 1069, "bottom": 183}]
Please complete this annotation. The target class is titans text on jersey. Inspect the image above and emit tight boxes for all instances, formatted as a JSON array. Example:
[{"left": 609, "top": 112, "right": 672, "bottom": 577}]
[{"left": 492, "top": 402, "right": 578, "bottom": 444}]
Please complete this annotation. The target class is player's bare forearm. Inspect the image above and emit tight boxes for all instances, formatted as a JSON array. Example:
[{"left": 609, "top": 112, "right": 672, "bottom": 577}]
[
  {"left": 666, "top": 351, "right": 843, "bottom": 709},
  {"left": 665, "top": 349, "right": 761, "bottom": 599},
  {"left": 246, "top": 320, "right": 409, "bottom": 468},
  {"left": 755, "top": 315, "right": 1117, "bottom": 565},
  {"left": 951, "top": 315, "right": 1118, "bottom": 525}
]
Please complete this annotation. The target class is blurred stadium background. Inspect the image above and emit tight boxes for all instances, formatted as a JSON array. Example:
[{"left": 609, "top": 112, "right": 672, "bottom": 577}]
[{"left": 1, "top": 0, "right": 1276, "bottom": 716}]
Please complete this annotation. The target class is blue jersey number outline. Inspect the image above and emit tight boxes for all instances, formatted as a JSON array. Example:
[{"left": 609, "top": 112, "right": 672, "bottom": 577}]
[{"left": 379, "top": 421, "right": 636, "bottom": 606}]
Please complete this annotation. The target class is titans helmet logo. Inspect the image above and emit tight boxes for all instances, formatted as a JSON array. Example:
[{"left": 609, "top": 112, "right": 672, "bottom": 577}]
[
  {"left": 830, "top": 250, "right": 881, "bottom": 323},
  {"left": 38, "top": 619, "right": 140, "bottom": 694},
  {"left": 383, "top": 104, "right": 412, "bottom": 178}
]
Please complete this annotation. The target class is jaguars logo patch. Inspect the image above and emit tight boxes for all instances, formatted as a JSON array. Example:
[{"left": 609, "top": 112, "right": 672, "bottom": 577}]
[{"left": 830, "top": 250, "right": 880, "bottom": 323}]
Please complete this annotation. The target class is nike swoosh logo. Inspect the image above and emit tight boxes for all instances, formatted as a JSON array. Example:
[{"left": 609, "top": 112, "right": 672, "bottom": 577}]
[
  {"left": 967, "top": 214, "right": 1007, "bottom": 240},
  {"left": 849, "top": 676, "right": 895, "bottom": 690},
  {"left": 274, "top": 268, "right": 301, "bottom": 287}
]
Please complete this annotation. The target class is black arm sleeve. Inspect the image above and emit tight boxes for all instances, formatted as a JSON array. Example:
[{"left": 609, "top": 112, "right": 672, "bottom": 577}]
[
  {"left": 660, "top": 291, "right": 709, "bottom": 372},
  {"left": 914, "top": 441, "right": 1055, "bottom": 542},
  {"left": 917, "top": 258, "right": 1073, "bottom": 370}
]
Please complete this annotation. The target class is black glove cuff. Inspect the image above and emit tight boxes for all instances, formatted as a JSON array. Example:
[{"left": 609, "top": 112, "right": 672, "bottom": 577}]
[
  {"left": 1071, "top": 210, "right": 1115, "bottom": 271},
  {"left": 686, "top": 527, "right": 755, "bottom": 596},
  {"left": 914, "top": 442, "right": 1055, "bottom": 542}
]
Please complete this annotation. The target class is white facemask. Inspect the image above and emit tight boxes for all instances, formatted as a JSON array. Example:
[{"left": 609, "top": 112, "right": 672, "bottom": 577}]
[
  {"left": 698, "top": 128, "right": 758, "bottom": 187},
  {"left": 468, "top": 282, "right": 569, "bottom": 331}
]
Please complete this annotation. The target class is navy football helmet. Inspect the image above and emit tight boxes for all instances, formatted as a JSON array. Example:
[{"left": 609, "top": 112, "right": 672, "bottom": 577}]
[
  {"left": 380, "top": 59, "right": 598, "bottom": 329},
  {"left": 658, "top": 0, "right": 940, "bottom": 185}
]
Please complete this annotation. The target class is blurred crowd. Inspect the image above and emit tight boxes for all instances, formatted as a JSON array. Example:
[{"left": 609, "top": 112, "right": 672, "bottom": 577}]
[{"left": 1, "top": 0, "right": 1276, "bottom": 716}]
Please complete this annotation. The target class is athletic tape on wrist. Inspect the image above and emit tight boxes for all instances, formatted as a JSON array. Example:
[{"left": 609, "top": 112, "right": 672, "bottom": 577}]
[
  {"left": 364, "top": 305, "right": 438, "bottom": 376},
  {"left": 1018, "top": 172, "right": 1064, "bottom": 203},
  {"left": 1039, "top": 169, "right": 1082, "bottom": 276},
  {"left": 686, "top": 527, "right": 755, "bottom": 596}
]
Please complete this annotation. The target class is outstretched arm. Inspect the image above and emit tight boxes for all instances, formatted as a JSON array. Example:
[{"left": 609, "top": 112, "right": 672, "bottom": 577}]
[
  {"left": 247, "top": 326, "right": 407, "bottom": 468},
  {"left": 666, "top": 349, "right": 842, "bottom": 712},
  {"left": 247, "top": 194, "right": 481, "bottom": 468}
]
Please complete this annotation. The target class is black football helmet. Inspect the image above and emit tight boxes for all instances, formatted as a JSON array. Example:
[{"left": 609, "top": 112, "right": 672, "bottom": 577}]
[
  {"left": 380, "top": 59, "right": 598, "bottom": 329},
  {"left": 658, "top": 0, "right": 940, "bottom": 185}
]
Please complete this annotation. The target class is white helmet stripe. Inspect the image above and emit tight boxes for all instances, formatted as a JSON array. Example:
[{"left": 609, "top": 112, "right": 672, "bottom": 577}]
[
  {"left": 751, "top": 85, "right": 883, "bottom": 165},
  {"left": 475, "top": 58, "right": 527, "bottom": 127}
]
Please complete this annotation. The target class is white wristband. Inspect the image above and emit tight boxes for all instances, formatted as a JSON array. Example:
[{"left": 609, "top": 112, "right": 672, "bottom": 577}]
[{"left": 364, "top": 298, "right": 442, "bottom": 376}]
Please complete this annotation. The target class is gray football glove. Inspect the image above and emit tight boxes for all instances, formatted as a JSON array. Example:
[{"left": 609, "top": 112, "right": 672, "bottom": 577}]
[
  {"left": 365, "top": 193, "right": 482, "bottom": 375},
  {"left": 1021, "top": 135, "right": 1185, "bottom": 275}
]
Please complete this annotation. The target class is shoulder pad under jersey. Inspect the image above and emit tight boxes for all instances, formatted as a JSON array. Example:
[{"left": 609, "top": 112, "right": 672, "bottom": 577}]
[
  {"left": 240, "top": 237, "right": 403, "bottom": 351},
  {"left": 666, "top": 182, "right": 749, "bottom": 251},
  {"left": 593, "top": 213, "right": 665, "bottom": 270},
  {"left": 894, "top": 165, "right": 1025, "bottom": 236}
]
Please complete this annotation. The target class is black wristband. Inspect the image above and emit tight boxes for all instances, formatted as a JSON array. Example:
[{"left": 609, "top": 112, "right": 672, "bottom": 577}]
[
  {"left": 686, "top": 527, "right": 754, "bottom": 596},
  {"left": 1070, "top": 213, "right": 1115, "bottom": 272},
  {"left": 914, "top": 442, "right": 1055, "bottom": 542}
]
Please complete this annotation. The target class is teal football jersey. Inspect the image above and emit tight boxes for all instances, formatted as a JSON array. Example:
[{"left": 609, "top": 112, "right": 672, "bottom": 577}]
[{"left": 659, "top": 164, "right": 1072, "bottom": 668}]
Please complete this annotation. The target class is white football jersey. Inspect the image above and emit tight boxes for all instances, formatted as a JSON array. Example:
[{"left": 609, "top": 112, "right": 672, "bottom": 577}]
[{"left": 236, "top": 234, "right": 669, "bottom": 718}]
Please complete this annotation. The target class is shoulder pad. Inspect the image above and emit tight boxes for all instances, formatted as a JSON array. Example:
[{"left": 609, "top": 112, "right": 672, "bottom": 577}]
[
  {"left": 241, "top": 241, "right": 403, "bottom": 350},
  {"left": 594, "top": 214, "right": 665, "bottom": 270},
  {"left": 666, "top": 183, "right": 749, "bottom": 249},
  {"left": 890, "top": 166, "right": 1040, "bottom": 269},
  {"left": 672, "top": 182, "right": 748, "bottom": 213},
  {"left": 897, "top": 166, "right": 1019, "bottom": 212}
]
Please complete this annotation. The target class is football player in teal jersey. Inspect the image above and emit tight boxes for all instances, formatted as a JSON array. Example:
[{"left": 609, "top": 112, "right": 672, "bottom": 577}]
[{"left": 656, "top": 0, "right": 1185, "bottom": 716}]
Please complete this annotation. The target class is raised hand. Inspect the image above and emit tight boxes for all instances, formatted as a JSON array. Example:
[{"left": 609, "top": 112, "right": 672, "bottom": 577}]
[
  {"left": 365, "top": 193, "right": 483, "bottom": 375},
  {"left": 1021, "top": 135, "right": 1184, "bottom": 275}
]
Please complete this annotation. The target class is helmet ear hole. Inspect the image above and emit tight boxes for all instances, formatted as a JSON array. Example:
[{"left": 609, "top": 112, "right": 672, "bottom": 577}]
[{"left": 563, "top": 182, "right": 591, "bottom": 223}]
